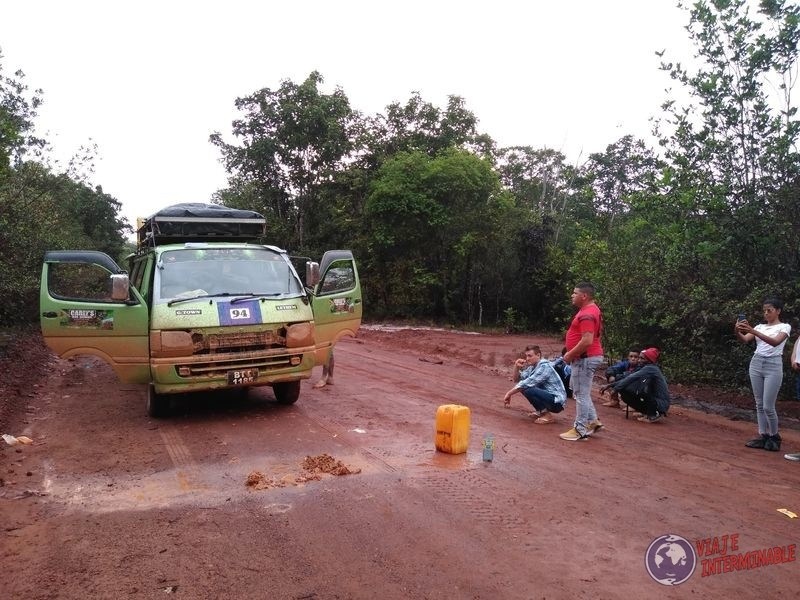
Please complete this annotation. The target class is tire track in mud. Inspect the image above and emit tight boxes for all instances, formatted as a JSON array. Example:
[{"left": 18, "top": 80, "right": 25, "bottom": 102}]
[
  {"left": 159, "top": 426, "right": 208, "bottom": 492},
  {"left": 415, "top": 468, "right": 531, "bottom": 533}
]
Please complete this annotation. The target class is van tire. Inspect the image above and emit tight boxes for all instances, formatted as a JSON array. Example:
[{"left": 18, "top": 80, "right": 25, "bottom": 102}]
[
  {"left": 273, "top": 381, "right": 300, "bottom": 404},
  {"left": 147, "top": 384, "right": 169, "bottom": 418}
]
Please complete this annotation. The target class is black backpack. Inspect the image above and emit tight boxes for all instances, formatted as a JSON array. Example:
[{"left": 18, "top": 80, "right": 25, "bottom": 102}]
[{"left": 551, "top": 360, "right": 573, "bottom": 398}]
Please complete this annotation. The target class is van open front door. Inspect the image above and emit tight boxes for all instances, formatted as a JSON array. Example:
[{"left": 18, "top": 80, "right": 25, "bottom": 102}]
[
  {"left": 310, "top": 250, "right": 362, "bottom": 365},
  {"left": 39, "top": 251, "right": 150, "bottom": 384}
]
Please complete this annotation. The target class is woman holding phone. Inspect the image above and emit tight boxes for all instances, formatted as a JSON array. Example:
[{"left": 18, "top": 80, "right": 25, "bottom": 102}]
[{"left": 735, "top": 298, "right": 791, "bottom": 452}]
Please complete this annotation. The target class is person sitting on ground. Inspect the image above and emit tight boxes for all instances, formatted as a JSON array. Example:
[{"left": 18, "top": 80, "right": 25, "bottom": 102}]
[
  {"left": 606, "top": 349, "right": 641, "bottom": 383},
  {"left": 503, "top": 345, "right": 567, "bottom": 424},
  {"left": 602, "top": 349, "right": 642, "bottom": 408},
  {"left": 599, "top": 347, "right": 670, "bottom": 423}
]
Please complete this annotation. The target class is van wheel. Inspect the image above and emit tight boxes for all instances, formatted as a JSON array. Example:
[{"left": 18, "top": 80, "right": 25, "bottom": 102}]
[
  {"left": 147, "top": 384, "right": 169, "bottom": 418},
  {"left": 273, "top": 381, "right": 300, "bottom": 404}
]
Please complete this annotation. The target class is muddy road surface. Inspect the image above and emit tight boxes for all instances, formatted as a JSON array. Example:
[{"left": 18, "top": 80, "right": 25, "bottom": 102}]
[{"left": 2, "top": 327, "right": 799, "bottom": 599}]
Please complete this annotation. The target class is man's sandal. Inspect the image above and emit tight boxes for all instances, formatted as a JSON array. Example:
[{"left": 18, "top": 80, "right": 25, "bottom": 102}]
[
  {"left": 601, "top": 400, "right": 620, "bottom": 408},
  {"left": 534, "top": 416, "right": 555, "bottom": 424}
]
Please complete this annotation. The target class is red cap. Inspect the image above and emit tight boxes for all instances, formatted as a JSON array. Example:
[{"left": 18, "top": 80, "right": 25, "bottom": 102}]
[{"left": 641, "top": 347, "right": 660, "bottom": 363}]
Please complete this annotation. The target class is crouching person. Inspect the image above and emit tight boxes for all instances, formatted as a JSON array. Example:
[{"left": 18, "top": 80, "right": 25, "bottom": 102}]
[
  {"left": 600, "top": 347, "right": 670, "bottom": 423},
  {"left": 503, "top": 345, "right": 567, "bottom": 424},
  {"left": 602, "top": 349, "right": 641, "bottom": 407}
]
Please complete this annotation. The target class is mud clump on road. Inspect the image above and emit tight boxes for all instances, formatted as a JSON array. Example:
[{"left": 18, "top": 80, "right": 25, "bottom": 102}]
[
  {"left": 246, "top": 454, "right": 360, "bottom": 491},
  {"left": 302, "top": 453, "right": 361, "bottom": 476}
]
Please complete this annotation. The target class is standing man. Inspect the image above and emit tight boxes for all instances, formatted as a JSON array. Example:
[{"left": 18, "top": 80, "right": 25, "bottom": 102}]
[{"left": 560, "top": 282, "right": 605, "bottom": 441}]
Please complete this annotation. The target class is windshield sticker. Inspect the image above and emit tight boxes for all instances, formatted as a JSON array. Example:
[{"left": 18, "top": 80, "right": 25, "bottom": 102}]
[
  {"left": 175, "top": 309, "right": 202, "bottom": 316},
  {"left": 275, "top": 304, "right": 297, "bottom": 311},
  {"left": 217, "top": 299, "right": 262, "bottom": 326},
  {"left": 329, "top": 298, "right": 356, "bottom": 314},
  {"left": 60, "top": 309, "right": 114, "bottom": 330}
]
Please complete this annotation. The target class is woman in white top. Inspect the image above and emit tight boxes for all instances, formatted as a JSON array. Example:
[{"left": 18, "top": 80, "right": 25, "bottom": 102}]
[{"left": 735, "top": 297, "right": 791, "bottom": 452}]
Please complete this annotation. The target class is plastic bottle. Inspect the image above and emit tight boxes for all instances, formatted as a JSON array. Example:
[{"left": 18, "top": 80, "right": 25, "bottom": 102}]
[{"left": 482, "top": 433, "right": 494, "bottom": 462}]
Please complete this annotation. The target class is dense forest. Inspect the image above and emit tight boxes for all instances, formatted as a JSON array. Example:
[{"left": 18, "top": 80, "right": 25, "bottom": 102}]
[{"left": 2, "top": 0, "right": 799, "bottom": 393}]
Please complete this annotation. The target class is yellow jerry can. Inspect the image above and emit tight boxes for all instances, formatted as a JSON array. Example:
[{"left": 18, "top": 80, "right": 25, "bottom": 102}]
[{"left": 435, "top": 404, "right": 470, "bottom": 454}]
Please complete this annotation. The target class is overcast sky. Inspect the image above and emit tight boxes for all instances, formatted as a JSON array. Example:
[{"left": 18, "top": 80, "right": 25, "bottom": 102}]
[{"left": 1, "top": 0, "right": 690, "bottom": 233}]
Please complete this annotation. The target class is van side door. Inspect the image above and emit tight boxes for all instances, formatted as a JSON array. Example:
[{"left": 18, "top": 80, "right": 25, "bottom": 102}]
[
  {"left": 310, "top": 251, "right": 362, "bottom": 363},
  {"left": 40, "top": 251, "right": 151, "bottom": 384}
]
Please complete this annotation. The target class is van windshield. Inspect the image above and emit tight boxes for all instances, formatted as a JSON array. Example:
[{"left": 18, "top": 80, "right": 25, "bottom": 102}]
[{"left": 156, "top": 247, "right": 304, "bottom": 302}]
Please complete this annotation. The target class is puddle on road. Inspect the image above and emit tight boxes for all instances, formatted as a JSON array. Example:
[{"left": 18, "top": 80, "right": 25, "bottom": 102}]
[
  {"left": 417, "top": 449, "right": 489, "bottom": 470},
  {"left": 35, "top": 453, "right": 373, "bottom": 514}
]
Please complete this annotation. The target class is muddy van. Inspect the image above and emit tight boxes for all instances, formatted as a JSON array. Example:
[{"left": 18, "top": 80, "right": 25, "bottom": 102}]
[{"left": 39, "top": 203, "right": 362, "bottom": 416}]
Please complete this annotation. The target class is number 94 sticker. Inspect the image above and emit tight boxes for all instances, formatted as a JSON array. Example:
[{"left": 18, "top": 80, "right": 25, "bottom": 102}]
[
  {"left": 217, "top": 300, "right": 261, "bottom": 325},
  {"left": 229, "top": 307, "right": 251, "bottom": 320}
]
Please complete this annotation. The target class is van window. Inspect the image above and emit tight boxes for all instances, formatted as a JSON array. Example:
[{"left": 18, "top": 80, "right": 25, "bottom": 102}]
[
  {"left": 130, "top": 259, "right": 146, "bottom": 292},
  {"left": 319, "top": 260, "right": 356, "bottom": 295},
  {"left": 156, "top": 247, "right": 304, "bottom": 301},
  {"left": 49, "top": 263, "right": 116, "bottom": 302}
]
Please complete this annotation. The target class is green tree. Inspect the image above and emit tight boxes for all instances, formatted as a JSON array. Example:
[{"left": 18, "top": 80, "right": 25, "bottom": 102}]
[
  {"left": 365, "top": 93, "right": 493, "bottom": 164},
  {"left": 580, "top": 135, "right": 663, "bottom": 227},
  {"left": 364, "top": 148, "right": 506, "bottom": 321},
  {"left": 0, "top": 53, "right": 45, "bottom": 177},
  {"left": 210, "top": 71, "right": 356, "bottom": 251},
  {"left": 657, "top": 0, "right": 800, "bottom": 205}
]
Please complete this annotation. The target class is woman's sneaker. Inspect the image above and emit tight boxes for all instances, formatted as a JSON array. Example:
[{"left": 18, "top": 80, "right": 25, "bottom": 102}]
[
  {"left": 764, "top": 434, "right": 782, "bottom": 452},
  {"left": 745, "top": 434, "right": 768, "bottom": 449},
  {"left": 784, "top": 453, "right": 800, "bottom": 462}
]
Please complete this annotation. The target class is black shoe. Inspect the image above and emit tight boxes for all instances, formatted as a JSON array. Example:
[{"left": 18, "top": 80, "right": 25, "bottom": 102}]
[
  {"left": 745, "top": 434, "right": 769, "bottom": 449},
  {"left": 764, "top": 434, "right": 782, "bottom": 452}
]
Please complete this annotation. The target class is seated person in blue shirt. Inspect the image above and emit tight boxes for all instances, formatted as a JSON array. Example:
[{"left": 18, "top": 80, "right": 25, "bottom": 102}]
[
  {"left": 605, "top": 349, "right": 640, "bottom": 383},
  {"left": 503, "top": 345, "right": 567, "bottom": 424},
  {"left": 603, "top": 349, "right": 641, "bottom": 407}
]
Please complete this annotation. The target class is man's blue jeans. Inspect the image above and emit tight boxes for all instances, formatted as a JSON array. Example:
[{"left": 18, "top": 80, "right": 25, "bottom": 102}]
[
  {"left": 571, "top": 356, "right": 604, "bottom": 435},
  {"left": 520, "top": 387, "right": 562, "bottom": 413}
]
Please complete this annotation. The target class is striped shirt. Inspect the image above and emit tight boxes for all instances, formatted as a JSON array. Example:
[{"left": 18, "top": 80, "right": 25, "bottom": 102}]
[{"left": 515, "top": 358, "right": 567, "bottom": 404}]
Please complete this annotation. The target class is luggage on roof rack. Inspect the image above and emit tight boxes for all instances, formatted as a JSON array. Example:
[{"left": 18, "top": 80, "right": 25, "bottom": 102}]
[{"left": 136, "top": 203, "right": 266, "bottom": 247}]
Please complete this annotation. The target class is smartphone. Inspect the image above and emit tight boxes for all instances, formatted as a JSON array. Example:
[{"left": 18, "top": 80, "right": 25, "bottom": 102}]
[{"left": 737, "top": 313, "right": 747, "bottom": 322}]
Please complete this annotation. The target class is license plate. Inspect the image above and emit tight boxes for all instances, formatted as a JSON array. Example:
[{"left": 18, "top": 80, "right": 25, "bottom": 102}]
[{"left": 227, "top": 369, "right": 258, "bottom": 385}]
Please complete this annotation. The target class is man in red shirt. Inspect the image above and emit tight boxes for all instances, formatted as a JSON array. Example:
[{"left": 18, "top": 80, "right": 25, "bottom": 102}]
[{"left": 560, "top": 282, "right": 605, "bottom": 441}]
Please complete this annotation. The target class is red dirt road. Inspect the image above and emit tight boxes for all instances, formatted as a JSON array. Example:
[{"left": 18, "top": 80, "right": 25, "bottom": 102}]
[{"left": 1, "top": 327, "right": 799, "bottom": 599}]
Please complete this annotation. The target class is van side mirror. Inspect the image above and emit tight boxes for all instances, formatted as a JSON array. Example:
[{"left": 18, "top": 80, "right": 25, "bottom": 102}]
[
  {"left": 305, "top": 262, "right": 320, "bottom": 288},
  {"left": 110, "top": 273, "right": 130, "bottom": 302}
]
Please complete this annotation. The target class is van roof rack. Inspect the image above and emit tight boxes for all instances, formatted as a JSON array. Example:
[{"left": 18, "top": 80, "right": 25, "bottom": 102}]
[{"left": 136, "top": 203, "right": 266, "bottom": 247}]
